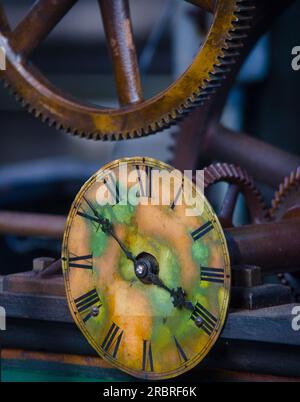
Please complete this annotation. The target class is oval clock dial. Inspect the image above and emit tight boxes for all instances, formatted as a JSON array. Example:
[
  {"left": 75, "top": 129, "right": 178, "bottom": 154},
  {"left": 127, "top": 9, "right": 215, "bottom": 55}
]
[{"left": 62, "top": 157, "right": 230, "bottom": 380}]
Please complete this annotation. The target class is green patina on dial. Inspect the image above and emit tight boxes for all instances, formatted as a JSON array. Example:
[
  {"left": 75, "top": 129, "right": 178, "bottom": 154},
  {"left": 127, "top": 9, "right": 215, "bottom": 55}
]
[{"left": 62, "top": 157, "right": 231, "bottom": 380}]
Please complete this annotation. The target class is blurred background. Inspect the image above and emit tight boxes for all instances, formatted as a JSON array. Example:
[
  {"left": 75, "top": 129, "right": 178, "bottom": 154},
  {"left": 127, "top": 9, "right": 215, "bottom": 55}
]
[{"left": 0, "top": 0, "right": 300, "bottom": 274}]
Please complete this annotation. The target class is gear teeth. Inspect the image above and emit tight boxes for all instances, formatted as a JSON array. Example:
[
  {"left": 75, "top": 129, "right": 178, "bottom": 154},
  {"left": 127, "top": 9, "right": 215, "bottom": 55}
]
[
  {"left": 204, "top": 163, "right": 269, "bottom": 224},
  {"left": 270, "top": 167, "right": 300, "bottom": 219},
  {"left": 213, "top": 66, "right": 231, "bottom": 74},
  {"left": 0, "top": 0, "right": 254, "bottom": 141}
]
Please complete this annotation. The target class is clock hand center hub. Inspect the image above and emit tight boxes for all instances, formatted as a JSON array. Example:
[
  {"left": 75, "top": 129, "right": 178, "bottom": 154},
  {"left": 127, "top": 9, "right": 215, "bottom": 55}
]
[
  {"left": 134, "top": 252, "right": 159, "bottom": 284},
  {"left": 133, "top": 253, "right": 193, "bottom": 312}
]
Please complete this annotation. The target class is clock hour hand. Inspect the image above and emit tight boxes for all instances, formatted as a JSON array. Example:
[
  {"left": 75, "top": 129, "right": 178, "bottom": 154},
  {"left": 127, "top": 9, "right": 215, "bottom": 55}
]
[
  {"left": 83, "top": 197, "right": 136, "bottom": 264},
  {"left": 109, "top": 231, "right": 137, "bottom": 263}
]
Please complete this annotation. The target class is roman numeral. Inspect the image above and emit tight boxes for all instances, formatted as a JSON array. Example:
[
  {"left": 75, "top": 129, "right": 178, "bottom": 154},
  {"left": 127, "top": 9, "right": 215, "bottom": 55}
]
[
  {"left": 142, "top": 340, "right": 154, "bottom": 372},
  {"left": 77, "top": 196, "right": 101, "bottom": 230},
  {"left": 77, "top": 211, "right": 99, "bottom": 224},
  {"left": 174, "top": 336, "right": 188, "bottom": 363},
  {"left": 101, "top": 322, "right": 124, "bottom": 358},
  {"left": 191, "top": 221, "right": 214, "bottom": 241},
  {"left": 170, "top": 179, "right": 184, "bottom": 210},
  {"left": 69, "top": 254, "right": 93, "bottom": 270},
  {"left": 83, "top": 196, "right": 99, "bottom": 216},
  {"left": 135, "top": 165, "right": 153, "bottom": 198},
  {"left": 191, "top": 302, "right": 217, "bottom": 336},
  {"left": 145, "top": 166, "right": 153, "bottom": 198},
  {"left": 200, "top": 267, "right": 224, "bottom": 284},
  {"left": 74, "top": 289, "right": 101, "bottom": 323},
  {"left": 104, "top": 174, "right": 120, "bottom": 205},
  {"left": 136, "top": 165, "right": 146, "bottom": 197}
]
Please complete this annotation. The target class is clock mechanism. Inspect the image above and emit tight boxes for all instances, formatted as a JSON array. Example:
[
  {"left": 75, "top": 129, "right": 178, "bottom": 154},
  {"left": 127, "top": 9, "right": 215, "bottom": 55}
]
[{"left": 62, "top": 157, "right": 230, "bottom": 379}]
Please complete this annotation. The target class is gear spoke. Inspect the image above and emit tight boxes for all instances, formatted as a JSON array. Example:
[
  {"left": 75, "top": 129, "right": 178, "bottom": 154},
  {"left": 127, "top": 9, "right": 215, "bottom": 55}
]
[
  {"left": 11, "top": 0, "right": 78, "bottom": 58},
  {"left": 0, "top": 6, "right": 10, "bottom": 32},
  {"left": 98, "top": 0, "right": 143, "bottom": 106},
  {"left": 219, "top": 184, "right": 240, "bottom": 228},
  {"left": 184, "top": 0, "right": 216, "bottom": 13}
]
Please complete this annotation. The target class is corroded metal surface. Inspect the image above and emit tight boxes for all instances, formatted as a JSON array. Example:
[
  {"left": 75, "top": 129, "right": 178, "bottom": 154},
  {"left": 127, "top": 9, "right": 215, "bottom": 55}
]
[
  {"left": 0, "top": 0, "right": 252, "bottom": 139},
  {"left": 11, "top": 0, "right": 78, "bottom": 58},
  {"left": 99, "top": 0, "right": 143, "bottom": 106},
  {"left": 172, "top": 0, "right": 296, "bottom": 180},
  {"left": 204, "top": 163, "right": 269, "bottom": 226},
  {"left": 0, "top": 211, "right": 65, "bottom": 238},
  {"left": 3, "top": 271, "right": 65, "bottom": 297},
  {"left": 227, "top": 219, "right": 300, "bottom": 273},
  {"left": 204, "top": 125, "right": 300, "bottom": 189},
  {"left": 270, "top": 167, "right": 300, "bottom": 220}
]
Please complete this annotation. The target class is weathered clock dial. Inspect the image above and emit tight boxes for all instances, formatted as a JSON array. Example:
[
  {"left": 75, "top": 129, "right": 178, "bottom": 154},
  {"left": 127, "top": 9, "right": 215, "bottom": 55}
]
[{"left": 62, "top": 157, "right": 230, "bottom": 380}]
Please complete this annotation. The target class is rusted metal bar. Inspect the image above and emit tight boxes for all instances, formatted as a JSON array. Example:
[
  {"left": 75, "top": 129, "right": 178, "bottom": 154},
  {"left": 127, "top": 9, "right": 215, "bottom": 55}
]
[
  {"left": 99, "top": 0, "right": 143, "bottom": 105},
  {"left": 11, "top": 0, "right": 78, "bottom": 57},
  {"left": 226, "top": 219, "right": 300, "bottom": 273},
  {"left": 0, "top": 211, "right": 65, "bottom": 239},
  {"left": 3, "top": 271, "right": 65, "bottom": 297},
  {"left": 218, "top": 184, "right": 240, "bottom": 228},
  {"left": 205, "top": 124, "right": 300, "bottom": 188}
]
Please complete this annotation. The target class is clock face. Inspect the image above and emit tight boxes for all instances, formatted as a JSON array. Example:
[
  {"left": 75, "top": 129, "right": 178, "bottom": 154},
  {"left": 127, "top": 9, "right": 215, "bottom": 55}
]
[{"left": 62, "top": 157, "right": 230, "bottom": 380}]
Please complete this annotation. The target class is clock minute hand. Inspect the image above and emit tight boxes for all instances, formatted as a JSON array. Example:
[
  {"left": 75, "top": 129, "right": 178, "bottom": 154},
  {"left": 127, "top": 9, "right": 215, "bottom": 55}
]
[
  {"left": 147, "top": 272, "right": 173, "bottom": 294},
  {"left": 83, "top": 197, "right": 136, "bottom": 264},
  {"left": 148, "top": 272, "right": 195, "bottom": 312}
]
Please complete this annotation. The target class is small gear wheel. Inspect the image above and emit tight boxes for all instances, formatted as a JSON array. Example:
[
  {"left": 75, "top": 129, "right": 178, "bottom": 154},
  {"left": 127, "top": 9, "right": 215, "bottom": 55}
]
[
  {"left": 204, "top": 163, "right": 269, "bottom": 228},
  {"left": 270, "top": 167, "right": 300, "bottom": 298},
  {"left": 270, "top": 167, "right": 300, "bottom": 221},
  {"left": 0, "top": 0, "right": 254, "bottom": 140}
]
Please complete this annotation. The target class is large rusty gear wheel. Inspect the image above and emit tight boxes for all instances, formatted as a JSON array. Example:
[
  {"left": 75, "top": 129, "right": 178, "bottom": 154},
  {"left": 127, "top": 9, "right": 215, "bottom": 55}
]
[
  {"left": 270, "top": 167, "right": 300, "bottom": 221},
  {"left": 204, "top": 163, "right": 269, "bottom": 227},
  {"left": 0, "top": 0, "right": 253, "bottom": 140}
]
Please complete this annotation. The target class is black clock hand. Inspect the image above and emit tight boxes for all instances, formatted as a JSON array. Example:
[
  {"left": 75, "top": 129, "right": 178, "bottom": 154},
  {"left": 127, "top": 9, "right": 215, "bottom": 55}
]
[
  {"left": 147, "top": 272, "right": 173, "bottom": 294},
  {"left": 110, "top": 230, "right": 137, "bottom": 263},
  {"left": 83, "top": 197, "right": 136, "bottom": 264},
  {"left": 147, "top": 272, "right": 195, "bottom": 312}
]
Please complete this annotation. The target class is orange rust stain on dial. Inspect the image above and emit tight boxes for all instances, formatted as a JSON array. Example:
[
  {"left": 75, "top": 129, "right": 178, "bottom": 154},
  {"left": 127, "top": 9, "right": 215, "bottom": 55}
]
[
  {"left": 94, "top": 225, "right": 154, "bottom": 357},
  {"left": 135, "top": 204, "right": 199, "bottom": 290}
]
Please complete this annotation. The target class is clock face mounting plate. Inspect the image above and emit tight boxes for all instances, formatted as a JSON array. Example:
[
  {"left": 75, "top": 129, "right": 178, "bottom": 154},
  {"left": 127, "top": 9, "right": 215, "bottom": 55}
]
[{"left": 62, "top": 157, "right": 230, "bottom": 380}]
